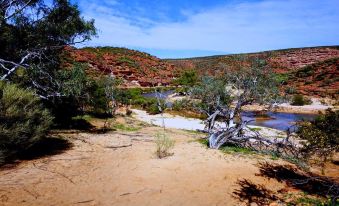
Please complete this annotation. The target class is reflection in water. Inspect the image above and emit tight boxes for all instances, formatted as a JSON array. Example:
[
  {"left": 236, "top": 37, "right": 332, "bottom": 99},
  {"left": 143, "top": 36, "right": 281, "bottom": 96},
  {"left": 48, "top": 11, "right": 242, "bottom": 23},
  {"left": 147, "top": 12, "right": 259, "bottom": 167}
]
[{"left": 242, "top": 111, "right": 316, "bottom": 131}]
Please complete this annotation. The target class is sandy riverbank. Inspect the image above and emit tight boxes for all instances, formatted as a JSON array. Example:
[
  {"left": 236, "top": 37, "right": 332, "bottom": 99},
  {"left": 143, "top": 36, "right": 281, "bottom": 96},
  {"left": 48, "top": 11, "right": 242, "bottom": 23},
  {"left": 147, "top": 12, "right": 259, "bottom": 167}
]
[
  {"left": 0, "top": 114, "right": 337, "bottom": 205},
  {"left": 244, "top": 103, "right": 336, "bottom": 114},
  {"left": 0, "top": 123, "right": 287, "bottom": 206}
]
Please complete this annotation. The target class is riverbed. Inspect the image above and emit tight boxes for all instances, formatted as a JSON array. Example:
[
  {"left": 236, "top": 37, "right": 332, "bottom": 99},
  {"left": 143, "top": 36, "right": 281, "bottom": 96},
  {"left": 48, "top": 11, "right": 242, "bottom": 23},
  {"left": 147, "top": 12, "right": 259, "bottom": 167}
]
[
  {"left": 141, "top": 90, "right": 316, "bottom": 131},
  {"left": 132, "top": 109, "right": 287, "bottom": 138}
]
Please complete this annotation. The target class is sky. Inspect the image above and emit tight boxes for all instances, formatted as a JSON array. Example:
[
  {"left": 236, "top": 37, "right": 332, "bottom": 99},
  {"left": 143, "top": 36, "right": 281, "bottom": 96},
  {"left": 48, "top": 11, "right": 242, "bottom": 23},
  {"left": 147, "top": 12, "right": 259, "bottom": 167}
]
[{"left": 74, "top": 0, "right": 339, "bottom": 58}]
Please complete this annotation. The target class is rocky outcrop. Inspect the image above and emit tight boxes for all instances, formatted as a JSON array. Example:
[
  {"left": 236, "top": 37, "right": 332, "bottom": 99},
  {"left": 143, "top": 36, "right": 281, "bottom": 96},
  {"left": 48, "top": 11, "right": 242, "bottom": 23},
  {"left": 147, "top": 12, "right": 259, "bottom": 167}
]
[
  {"left": 267, "top": 47, "right": 339, "bottom": 73},
  {"left": 285, "top": 57, "right": 339, "bottom": 98}
]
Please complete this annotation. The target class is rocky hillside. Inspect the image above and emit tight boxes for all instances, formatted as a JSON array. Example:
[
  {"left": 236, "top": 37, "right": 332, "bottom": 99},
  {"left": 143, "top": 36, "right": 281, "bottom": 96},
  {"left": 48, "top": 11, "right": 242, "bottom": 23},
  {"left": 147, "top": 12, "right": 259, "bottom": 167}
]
[
  {"left": 63, "top": 46, "right": 339, "bottom": 98},
  {"left": 166, "top": 46, "right": 339, "bottom": 98},
  {"left": 286, "top": 57, "right": 339, "bottom": 97},
  {"left": 63, "top": 47, "right": 178, "bottom": 87}
]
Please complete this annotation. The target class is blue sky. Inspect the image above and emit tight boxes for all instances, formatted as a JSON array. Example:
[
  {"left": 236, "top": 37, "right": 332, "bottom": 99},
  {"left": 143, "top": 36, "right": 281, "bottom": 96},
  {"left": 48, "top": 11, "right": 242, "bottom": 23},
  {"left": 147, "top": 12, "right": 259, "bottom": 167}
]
[{"left": 74, "top": 0, "right": 339, "bottom": 58}]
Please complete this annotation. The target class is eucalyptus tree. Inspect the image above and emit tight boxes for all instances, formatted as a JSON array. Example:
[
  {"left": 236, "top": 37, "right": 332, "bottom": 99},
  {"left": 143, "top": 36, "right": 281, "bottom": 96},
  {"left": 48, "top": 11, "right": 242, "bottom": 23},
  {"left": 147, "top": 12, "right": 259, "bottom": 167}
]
[
  {"left": 0, "top": 0, "right": 96, "bottom": 99},
  {"left": 190, "top": 58, "right": 293, "bottom": 153}
]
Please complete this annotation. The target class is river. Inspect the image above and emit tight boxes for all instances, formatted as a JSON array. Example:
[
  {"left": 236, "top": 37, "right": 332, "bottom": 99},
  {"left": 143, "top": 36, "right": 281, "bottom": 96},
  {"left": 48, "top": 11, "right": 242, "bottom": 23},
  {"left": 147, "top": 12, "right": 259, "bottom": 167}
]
[{"left": 142, "top": 90, "right": 316, "bottom": 131}]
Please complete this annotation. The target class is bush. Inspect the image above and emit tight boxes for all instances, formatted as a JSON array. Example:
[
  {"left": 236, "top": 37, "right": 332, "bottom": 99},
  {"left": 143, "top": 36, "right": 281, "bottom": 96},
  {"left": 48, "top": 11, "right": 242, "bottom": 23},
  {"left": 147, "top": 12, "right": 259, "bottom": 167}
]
[
  {"left": 297, "top": 109, "right": 339, "bottom": 170},
  {"left": 172, "top": 99, "right": 192, "bottom": 111},
  {"left": 285, "top": 86, "right": 296, "bottom": 94},
  {"left": 155, "top": 133, "right": 175, "bottom": 158},
  {"left": 273, "top": 73, "right": 289, "bottom": 85},
  {"left": 173, "top": 70, "right": 199, "bottom": 86},
  {"left": 146, "top": 99, "right": 166, "bottom": 115},
  {"left": 291, "top": 94, "right": 312, "bottom": 106},
  {"left": 0, "top": 82, "right": 53, "bottom": 163}
]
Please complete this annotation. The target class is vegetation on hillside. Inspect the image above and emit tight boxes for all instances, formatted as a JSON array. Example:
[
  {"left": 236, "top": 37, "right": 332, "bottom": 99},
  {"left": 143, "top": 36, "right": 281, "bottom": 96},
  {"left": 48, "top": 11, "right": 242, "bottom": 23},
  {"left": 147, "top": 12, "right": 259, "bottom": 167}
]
[{"left": 63, "top": 46, "right": 178, "bottom": 87}]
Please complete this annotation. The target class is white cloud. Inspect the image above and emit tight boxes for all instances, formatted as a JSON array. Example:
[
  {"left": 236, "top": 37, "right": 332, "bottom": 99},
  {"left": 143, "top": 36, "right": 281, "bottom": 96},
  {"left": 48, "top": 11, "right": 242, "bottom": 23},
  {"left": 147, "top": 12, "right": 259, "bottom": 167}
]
[{"left": 80, "top": 0, "right": 339, "bottom": 54}]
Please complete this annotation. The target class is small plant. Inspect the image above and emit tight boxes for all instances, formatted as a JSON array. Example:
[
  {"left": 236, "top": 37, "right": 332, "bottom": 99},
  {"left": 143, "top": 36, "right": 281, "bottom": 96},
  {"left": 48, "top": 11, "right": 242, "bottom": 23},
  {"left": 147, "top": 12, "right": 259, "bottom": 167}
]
[
  {"left": 172, "top": 99, "right": 192, "bottom": 111},
  {"left": 220, "top": 144, "right": 254, "bottom": 155},
  {"left": 285, "top": 86, "right": 296, "bottom": 94},
  {"left": 113, "top": 123, "right": 141, "bottom": 132},
  {"left": 291, "top": 94, "right": 312, "bottom": 106},
  {"left": 249, "top": 127, "right": 262, "bottom": 132},
  {"left": 155, "top": 133, "right": 175, "bottom": 158},
  {"left": 117, "top": 56, "right": 135, "bottom": 65}
]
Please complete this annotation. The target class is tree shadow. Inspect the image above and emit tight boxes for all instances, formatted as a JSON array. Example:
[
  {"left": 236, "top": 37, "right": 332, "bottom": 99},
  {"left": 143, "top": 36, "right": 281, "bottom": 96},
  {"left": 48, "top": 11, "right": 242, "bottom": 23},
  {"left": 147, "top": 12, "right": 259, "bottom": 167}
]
[
  {"left": 18, "top": 136, "right": 73, "bottom": 160},
  {"left": 233, "top": 179, "right": 279, "bottom": 206},
  {"left": 257, "top": 162, "right": 339, "bottom": 199},
  {"left": 1, "top": 136, "right": 73, "bottom": 169},
  {"left": 54, "top": 118, "right": 95, "bottom": 131},
  {"left": 54, "top": 118, "right": 114, "bottom": 134}
]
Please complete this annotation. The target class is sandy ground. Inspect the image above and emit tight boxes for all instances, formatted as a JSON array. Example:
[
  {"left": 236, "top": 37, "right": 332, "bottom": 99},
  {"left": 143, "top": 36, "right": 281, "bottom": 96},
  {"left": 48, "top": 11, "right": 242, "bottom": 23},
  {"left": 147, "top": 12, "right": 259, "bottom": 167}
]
[{"left": 0, "top": 125, "right": 289, "bottom": 206}]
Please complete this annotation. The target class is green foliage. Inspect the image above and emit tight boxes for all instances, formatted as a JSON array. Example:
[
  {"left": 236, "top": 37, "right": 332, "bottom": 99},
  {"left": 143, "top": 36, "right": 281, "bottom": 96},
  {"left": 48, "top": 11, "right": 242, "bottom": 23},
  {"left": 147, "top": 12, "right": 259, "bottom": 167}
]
[
  {"left": 47, "top": 64, "right": 92, "bottom": 124},
  {"left": 295, "top": 66, "right": 315, "bottom": 78},
  {"left": 1, "top": 0, "right": 96, "bottom": 100},
  {"left": 82, "top": 47, "right": 152, "bottom": 58},
  {"left": 0, "top": 82, "right": 53, "bottom": 163},
  {"left": 220, "top": 145, "right": 254, "bottom": 155},
  {"left": 291, "top": 94, "right": 312, "bottom": 106},
  {"left": 174, "top": 70, "right": 199, "bottom": 86},
  {"left": 288, "top": 194, "right": 336, "bottom": 206},
  {"left": 58, "top": 64, "right": 90, "bottom": 100},
  {"left": 120, "top": 88, "right": 166, "bottom": 115},
  {"left": 155, "top": 133, "right": 175, "bottom": 158},
  {"left": 172, "top": 98, "right": 193, "bottom": 111},
  {"left": 297, "top": 109, "right": 339, "bottom": 166},
  {"left": 285, "top": 86, "right": 297, "bottom": 94},
  {"left": 147, "top": 100, "right": 165, "bottom": 115},
  {"left": 273, "top": 73, "right": 289, "bottom": 84},
  {"left": 191, "top": 58, "right": 281, "bottom": 115},
  {"left": 113, "top": 123, "right": 141, "bottom": 132},
  {"left": 190, "top": 76, "right": 231, "bottom": 114},
  {"left": 249, "top": 127, "right": 262, "bottom": 132},
  {"left": 89, "top": 76, "right": 122, "bottom": 116},
  {"left": 196, "top": 138, "right": 254, "bottom": 155},
  {"left": 117, "top": 56, "right": 135, "bottom": 66}
]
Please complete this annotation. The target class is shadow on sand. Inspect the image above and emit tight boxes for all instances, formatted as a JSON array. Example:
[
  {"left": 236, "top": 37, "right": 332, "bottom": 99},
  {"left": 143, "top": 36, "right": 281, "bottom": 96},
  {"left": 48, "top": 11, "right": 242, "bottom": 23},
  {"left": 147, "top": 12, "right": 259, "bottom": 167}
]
[
  {"left": 233, "top": 162, "right": 339, "bottom": 205},
  {"left": 18, "top": 137, "right": 73, "bottom": 160},
  {"left": 233, "top": 179, "right": 279, "bottom": 205}
]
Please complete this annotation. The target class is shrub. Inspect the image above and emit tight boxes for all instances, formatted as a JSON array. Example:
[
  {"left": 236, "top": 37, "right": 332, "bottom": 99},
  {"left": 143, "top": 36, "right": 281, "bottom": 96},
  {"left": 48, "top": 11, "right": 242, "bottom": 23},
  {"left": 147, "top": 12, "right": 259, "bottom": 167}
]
[
  {"left": 0, "top": 82, "right": 53, "bottom": 163},
  {"left": 285, "top": 86, "right": 296, "bottom": 94},
  {"left": 291, "top": 94, "right": 312, "bottom": 106},
  {"left": 173, "top": 70, "right": 199, "bottom": 87},
  {"left": 297, "top": 109, "right": 339, "bottom": 170},
  {"left": 273, "top": 73, "right": 289, "bottom": 85},
  {"left": 172, "top": 99, "right": 192, "bottom": 111},
  {"left": 155, "top": 133, "right": 175, "bottom": 158},
  {"left": 147, "top": 99, "right": 165, "bottom": 115}
]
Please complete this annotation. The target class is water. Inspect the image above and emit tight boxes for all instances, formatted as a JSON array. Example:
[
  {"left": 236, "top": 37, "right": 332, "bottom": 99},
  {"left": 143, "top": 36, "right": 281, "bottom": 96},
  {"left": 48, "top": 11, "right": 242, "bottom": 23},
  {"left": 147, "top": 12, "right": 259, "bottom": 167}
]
[
  {"left": 242, "top": 111, "right": 316, "bottom": 131},
  {"left": 142, "top": 91, "right": 317, "bottom": 131},
  {"left": 142, "top": 90, "right": 175, "bottom": 99}
]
